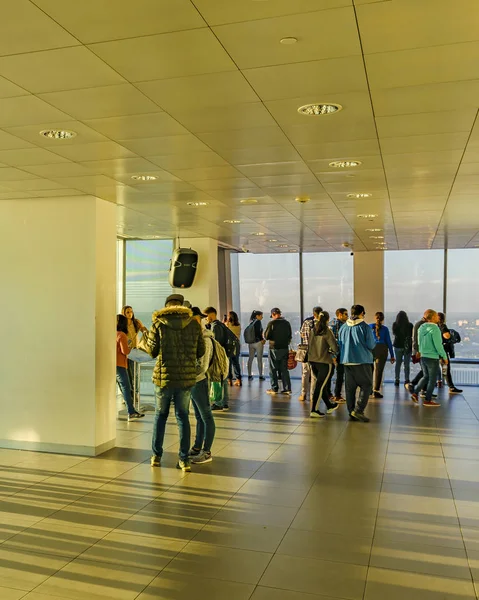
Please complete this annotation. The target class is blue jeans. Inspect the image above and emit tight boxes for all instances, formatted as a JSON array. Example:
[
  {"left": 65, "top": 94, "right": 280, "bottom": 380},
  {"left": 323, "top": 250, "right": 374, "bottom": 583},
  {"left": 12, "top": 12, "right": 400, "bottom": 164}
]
[
  {"left": 152, "top": 387, "right": 191, "bottom": 460},
  {"left": 414, "top": 358, "right": 440, "bottom": 401},
  {"left": 269, "top": 348, "right": 291, "bottom": 392},
  {"left": 191, "top": 378, "right": 216, "bottom": 453},
  {"left": 116, "top": 367, "right": 135, "bottom": 415},
  {"left": 228, "top": 353, "right": 242, "bottom": 381},
  {"left": 395, "top": 348, "right": 411, "bottom": 382}
]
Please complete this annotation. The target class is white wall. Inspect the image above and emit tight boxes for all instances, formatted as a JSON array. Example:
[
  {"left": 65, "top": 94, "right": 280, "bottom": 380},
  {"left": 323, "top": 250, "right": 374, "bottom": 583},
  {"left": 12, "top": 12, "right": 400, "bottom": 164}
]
[
  {"left": 354, "top": 251, "right": 385, "bottom": 317},
  {"left": 0, "top": 196, "right": 116, "bottom": 455},
  {"left": 178, "top": 237, "right": 219, "bottom": 311}
]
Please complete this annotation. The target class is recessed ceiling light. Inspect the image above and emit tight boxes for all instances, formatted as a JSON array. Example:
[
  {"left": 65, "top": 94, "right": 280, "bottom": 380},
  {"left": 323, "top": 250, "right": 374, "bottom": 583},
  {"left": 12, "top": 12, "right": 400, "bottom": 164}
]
[
  {"left": 277, "top": 244, "right": 289, "bottom": 248},
  {"left": 297, "top": 103, "right": 342, "bottom": 116},
  {"left": 131, "top": 174, "right": 158, "bottom": 181},
  {"left": 240, "top": 198, "right": 258, "bottom": 204},
  {"left": 187, "top": 201, "right": 209, "bottom": 207},
  {"left": 267, "top": 239, "right": 278, "bottom": 242},
  {"left": 224, "top": 219, "right": 241, "bottom": 224},
  {"left": 329, "top": 160, "right": 362, "bottom": 168},
  {"left": 288, "top": 249, "right": 297, "bottom": 253},
  {"left": 366, "top": 228, "right": 383, "bottom": 232},
  {"left": 252, "top": 232, "right": 265, "bottom": 236},
  {"left": 280, "top": 37, "right": 297, "bottom": 45},
  {"left": 347, "top": 193, "right": 372, "bottom": 199},
  {"left": 295, "top": 196, "right": 310, "bottom": 204},
  {"left": 39, "top": 129, "right": 76, "bottom": 140},
  {"left": 357, "top": 213, "right": 378, "bottom": 218},
  {"left": 369, "top": 236, "right": 384, "bottom": 239}
]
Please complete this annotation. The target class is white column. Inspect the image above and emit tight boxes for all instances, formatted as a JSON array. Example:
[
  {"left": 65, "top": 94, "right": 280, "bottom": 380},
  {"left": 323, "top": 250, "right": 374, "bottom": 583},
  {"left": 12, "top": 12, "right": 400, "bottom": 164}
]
[
  {"left": 354, "top": 251, "right": 385, "bottom": 316},
  {"left": 178, "top": 237, "right": 219, "bottom": 311},
  {"left": 0, "top": 196, "right": 117, "bottom": 456}
]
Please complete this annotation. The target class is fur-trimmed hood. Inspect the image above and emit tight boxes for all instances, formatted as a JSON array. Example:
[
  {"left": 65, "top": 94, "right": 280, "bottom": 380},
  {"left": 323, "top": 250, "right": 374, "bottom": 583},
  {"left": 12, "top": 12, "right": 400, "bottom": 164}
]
[{"left": 152, "top": 305, "right": 193, "bottom": 330}]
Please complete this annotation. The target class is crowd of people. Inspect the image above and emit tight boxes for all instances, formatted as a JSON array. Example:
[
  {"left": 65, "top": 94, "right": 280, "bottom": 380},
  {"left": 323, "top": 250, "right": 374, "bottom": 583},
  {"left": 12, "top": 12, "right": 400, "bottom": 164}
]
[{"left": 115, "top": 295, "right": 463, "bottom": 471}]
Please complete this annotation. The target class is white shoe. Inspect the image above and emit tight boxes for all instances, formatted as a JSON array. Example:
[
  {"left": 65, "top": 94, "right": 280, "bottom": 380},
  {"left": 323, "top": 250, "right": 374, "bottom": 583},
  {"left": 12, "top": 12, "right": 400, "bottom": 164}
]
[{"left": 310, "top": 410, "right": 326, "bottom": 418}]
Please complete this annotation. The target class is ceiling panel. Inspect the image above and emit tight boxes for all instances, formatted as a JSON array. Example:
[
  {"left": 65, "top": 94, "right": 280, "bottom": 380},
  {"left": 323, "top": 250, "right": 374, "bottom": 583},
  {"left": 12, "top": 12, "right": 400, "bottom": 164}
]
[
  {"left": 296, "top": 139, "right": 380, "bottom": 161},
  {"left": 88, "top": 29, "right": 236, "bottom": 82},
  {"left": 380, "top": 132, "right": 470, "bottom": 155},
  {"left": 243, "top": 56, "right": 368, "bottom": 101},
  {"left": 0, "top": 131, "right": 34, "bottom": 151},
  {"left": 0, "top": 75, "right": 28, "bottom": 99},
  {"left": 84, "top": 113, "right": 188, "bottom": 140},
  {"left": 376, "top": 110, "right": 477, "bottom": 139},
  {"left": 46, "top": 141, "right": 136, "bottom": 162},
  {"left": 22, "top": 163, "right": 97, "bottom": 178},
  {"left": 367, "top": 42, "right": 479, "bottom": 90},
  {"left": 357, "top": 0, "right": 479, "bottom": 54},
  {"left": 168, "top": 165, "right": 244, "bottom": 182},
  {"left": 0, "top": 148, "right": 70, "bottom": 166},
  {"left": 79, "top": 158, "right": 160, "bottom": 176},
  {"left": 137, "top": 71, "right": 259, "bottom": 112},
  {"left": 0, "top": 47, "right": 125, "bottom": 94},
  {"left": 0, "top": 0, "right": 79, "bottom": 56},
  {"left": 284, "top": 119, "right": 377, "bottom": 145},
  {"left": 119, "top": 135, "right": 210, "bottom": 156},
  {"left": 237, "top": 161, "right": 311, "bottom": 178},
  {"left": 197, "top": 127, "right": 291, "bottom": 151},
  {"left": 39, "top": 84, "right": 162, "bottom": 120},
  {"left": 148, "top": 152, "right": 228, "bottom": 171},
  {"left": 33, "top": 0, "right": 206, "bottom": 43},
  {"left": 219, "top": 146, "right": 301, "bottom": 165},
  {"left": 193, "top": 0, "right": 350, "bottom": 26},
  {"left": 212, "top": 8, "right": 361, "bottom": 69},
  {"left": 0, "top": 167, "right": 42, "bottom": 181},
  {"left": 0, "top": 96, "right": 71, "bottom": 127}
]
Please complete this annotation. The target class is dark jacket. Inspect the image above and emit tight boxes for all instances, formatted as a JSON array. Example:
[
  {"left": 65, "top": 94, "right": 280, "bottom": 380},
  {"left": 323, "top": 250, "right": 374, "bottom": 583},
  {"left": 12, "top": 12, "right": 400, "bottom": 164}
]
[
  {"left": 392, "top": 321, "right": 413, "bottom": 350},
  {"left": 145, "top": 306, "right": 205, "bottom": 389},
  {"left": 208, "top": 319, "right": 227, "bottom": 347},
  {"left": 253, "top": 319, "right": 263, "bottom": 343},
  {"left": 412, "top": 317, "right": 427, "bottom": 355},
  {"left": 264, "top": 317, "right": 292, "bottom": 350}
]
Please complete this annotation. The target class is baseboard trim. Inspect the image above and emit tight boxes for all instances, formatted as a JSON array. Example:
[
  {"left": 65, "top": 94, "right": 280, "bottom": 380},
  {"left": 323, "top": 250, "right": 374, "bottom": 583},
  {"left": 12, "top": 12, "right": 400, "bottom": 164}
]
[{"left": 0, "top": 437, "right": 116, "bottom": 457}]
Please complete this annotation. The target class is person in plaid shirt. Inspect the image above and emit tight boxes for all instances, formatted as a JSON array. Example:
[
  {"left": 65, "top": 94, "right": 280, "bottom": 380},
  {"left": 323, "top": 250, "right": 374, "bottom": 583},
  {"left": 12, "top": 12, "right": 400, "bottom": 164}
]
[
  {"left": 328, "top": 308, "right": 349, "bottom": 402},
  {"left": 299, "top": 307, "right": 322, "bottom": 402}
]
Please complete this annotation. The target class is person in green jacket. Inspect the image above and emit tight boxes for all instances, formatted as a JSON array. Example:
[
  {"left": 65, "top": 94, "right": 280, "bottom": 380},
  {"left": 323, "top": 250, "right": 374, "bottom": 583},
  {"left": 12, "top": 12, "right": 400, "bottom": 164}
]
[{"left": 410, "top": 309, "right": 448, "bottom": 407}]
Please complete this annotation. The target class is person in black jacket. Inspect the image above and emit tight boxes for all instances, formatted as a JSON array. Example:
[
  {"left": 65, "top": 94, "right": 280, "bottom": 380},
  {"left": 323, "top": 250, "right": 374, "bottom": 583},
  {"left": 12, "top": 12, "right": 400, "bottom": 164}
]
[
  {"left": 392, "top": 311, "right": 413, "bottom": 386},
  {"left": 437, "top": 313, "right": 462, "bottom": 394},
  {"left": 247, "top": 310, "right": 265, "bottom": 381},
  {"left": 264, "top": 307, "right": 292, "bottom": 395}
]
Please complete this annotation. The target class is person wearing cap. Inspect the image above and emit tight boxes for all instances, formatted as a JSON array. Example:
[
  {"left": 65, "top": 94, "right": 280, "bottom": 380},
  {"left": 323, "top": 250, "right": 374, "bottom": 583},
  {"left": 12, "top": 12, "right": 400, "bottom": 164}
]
[
  {"left": 189, "top": 307, "right": 217, "bottom": 464},
  {"left": 264, "top": 308, "right": 292, "bottom": 395},
  {"left": 144, "top": 293, "right": 205, "bottom": 472}
]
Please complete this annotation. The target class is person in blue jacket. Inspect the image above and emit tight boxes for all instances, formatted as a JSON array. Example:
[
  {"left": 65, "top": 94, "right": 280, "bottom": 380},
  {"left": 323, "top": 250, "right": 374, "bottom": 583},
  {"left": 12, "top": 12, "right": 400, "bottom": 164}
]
[
  {"left": 338, "top": 305, "right": 376, "bottom": 422},
  {"left": 369, "top": 312, "right": 395, "bottom": 398}
]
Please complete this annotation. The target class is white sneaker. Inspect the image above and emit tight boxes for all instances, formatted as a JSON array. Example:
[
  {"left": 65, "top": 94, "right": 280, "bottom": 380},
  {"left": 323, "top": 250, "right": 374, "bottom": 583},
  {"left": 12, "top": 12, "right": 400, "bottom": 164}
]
[{"left": 310, "top": 410, "right": 326, "bottom": 418}]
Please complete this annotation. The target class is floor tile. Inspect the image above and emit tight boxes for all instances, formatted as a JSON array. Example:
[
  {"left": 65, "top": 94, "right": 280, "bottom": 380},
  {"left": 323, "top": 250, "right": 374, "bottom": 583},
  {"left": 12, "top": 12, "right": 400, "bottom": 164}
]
[
  {"left": 370, "top": 538, "right": 470, "bottom": 579},
  {"left": 0, "top": 588, "right": 28, "bottom": 600},
  {"left": 165, "top": 541, "right": 272, "bottom": 585},
  {"left": 0, "top": 547, "right": 70, "bottom": 592},
  {"left": 194, "top": 520, "right": 287, "bottom": 552},
  {"left": 212, "top": 498, "right": 297, "bottom": 527},
  {"left": 3, "top": 521, "right": 107, "bottom": 557},
  {"left": 364, "top": 566, "right": 476, "bottom": 600},
  {"left": 251, "top": 589, "right": 339, "bottom": 600},
  {"left": 136, "top": 571, "right": 255, "bottom": 600},
  {"left": 234, "top": 480, "right": 308, "bottom": 508},
  {"left": 374, "top": 516, "right": 464, "bottom": 549},
  {"left": 35, "top": 558, "right": 158, "bottom": 600},
  {"left": 277, "top": 528, "right": 372, "bottom": 566},
  {"left": 260, "top": 554, "right": 367, "bottom": 599},
  {"left": 79, "top": 531, "right": 185, "bottom": 570},
  {"left": 291, "top": 506, "right": 377, "bottom": 539}
]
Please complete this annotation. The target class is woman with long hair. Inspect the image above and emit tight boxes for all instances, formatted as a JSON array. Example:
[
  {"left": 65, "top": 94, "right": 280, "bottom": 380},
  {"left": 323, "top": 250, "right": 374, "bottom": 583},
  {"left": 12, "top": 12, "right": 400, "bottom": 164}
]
[
  {"left": 225, "top": 310, "right": 242, "bottom": 386},
  {"left": 437, "top": 312, "right": 462, "bottom": 394},
  {"left": 307, "top": 310, "right": 339, "bottom": 418},
  {"left": 369, "top": 312, "right": 395, "bottom": 398},
  {"left": 121, "top": 305, "right": 148, "bottom": 394},
  {"left": 246, "top": 310, "right": 265, "bottom": 381},
  {"left": 116, "top": 314, "right": 144, "bottom": 422},
  {"left": 392, "top": 310, "right": 413, "bottom": 387}
]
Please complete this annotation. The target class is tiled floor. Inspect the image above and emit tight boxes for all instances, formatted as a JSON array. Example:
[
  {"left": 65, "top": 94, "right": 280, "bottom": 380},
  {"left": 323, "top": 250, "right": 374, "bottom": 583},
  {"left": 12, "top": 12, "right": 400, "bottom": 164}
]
[{"left": 1, "top": 381, "right": 479, "bottom": 599}]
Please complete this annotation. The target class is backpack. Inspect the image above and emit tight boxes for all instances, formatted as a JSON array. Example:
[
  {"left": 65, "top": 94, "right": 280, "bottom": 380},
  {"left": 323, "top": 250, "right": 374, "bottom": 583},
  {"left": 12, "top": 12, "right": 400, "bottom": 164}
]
[
  {"left": 449, "top": 329, "right": 461, "bottom": 344},
  {"left": 215, "top": 321, "right": 240, "bottom": 357},
  {"left": 244, "top": 321, "right": 256, "bottom": 344},
  {"left": 207, "top": 337, "right": 229, "bottom": 382}
]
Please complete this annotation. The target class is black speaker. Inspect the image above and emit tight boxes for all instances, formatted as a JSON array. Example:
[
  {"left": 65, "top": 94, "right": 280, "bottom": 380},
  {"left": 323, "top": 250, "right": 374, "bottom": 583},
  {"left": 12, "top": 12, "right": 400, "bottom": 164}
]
[{"left": 169, "top": 248, "right": 198, "bottom": 289}]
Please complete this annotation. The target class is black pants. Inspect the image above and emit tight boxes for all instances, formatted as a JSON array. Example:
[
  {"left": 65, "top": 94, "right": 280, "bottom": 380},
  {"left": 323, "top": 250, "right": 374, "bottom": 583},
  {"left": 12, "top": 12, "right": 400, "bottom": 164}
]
[
  {"left": 228, "top": 353, "right": 242, "bottom": 381},
  {"left": 334, "top": 363, "right": 345, "bottom": 397},
  {"left": 344, "top": 364, "right": 373, "bottom": 415},
  {"left": 412, "top": 369, "right": 423, "bottom": 387},
  {"left": 310, "top": 362, "right": 334, "bottom": 412},
  {"left": 373, "top": 343, "right": 388, "bottom": 392}
]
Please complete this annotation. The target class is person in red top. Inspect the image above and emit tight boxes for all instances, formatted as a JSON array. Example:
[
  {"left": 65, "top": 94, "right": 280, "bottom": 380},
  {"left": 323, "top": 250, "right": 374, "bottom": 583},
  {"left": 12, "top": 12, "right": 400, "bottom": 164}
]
[{"left": 117, "top": 314, "right": 144, "bottom": 422}]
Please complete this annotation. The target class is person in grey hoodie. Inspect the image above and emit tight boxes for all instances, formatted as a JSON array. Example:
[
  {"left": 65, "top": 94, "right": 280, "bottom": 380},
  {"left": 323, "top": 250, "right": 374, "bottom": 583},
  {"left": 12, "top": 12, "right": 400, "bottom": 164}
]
[
  {"left": 189, "top": 307, "right": 217, "bottom": 464},
  {"left": 338, "top": 304, "right": 376, "bottom": 423},
  {"left": 307, "top": 311, "right": 339, "bottom": 418}
]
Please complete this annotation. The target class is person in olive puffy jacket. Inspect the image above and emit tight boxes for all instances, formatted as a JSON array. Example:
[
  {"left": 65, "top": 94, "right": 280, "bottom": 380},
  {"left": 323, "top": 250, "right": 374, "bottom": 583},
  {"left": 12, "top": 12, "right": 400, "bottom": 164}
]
[{"left": 145, "top": 294, "right": 205, "bottom": 472}]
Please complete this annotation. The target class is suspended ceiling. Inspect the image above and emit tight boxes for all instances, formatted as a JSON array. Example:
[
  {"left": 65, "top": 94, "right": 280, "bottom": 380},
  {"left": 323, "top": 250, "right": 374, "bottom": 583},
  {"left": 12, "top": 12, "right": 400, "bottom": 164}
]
[{"left": 0, "top": 0, "right": 479, "bottom": 253}]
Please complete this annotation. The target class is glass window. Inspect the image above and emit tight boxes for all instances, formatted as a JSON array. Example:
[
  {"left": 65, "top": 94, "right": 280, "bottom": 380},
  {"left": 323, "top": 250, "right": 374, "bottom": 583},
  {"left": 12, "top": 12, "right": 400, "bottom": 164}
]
[
  {"left": 384, "top": 249, "right": 444, "bottom": 327},
  {"left": 302, "top": 252, "right": 354, "bottom": 317},
  {"left": 447, "top": 249, "right": 479, "bottom": 359},
  {"left": 125, "top": 240, "right": 173, "bottom": 327}
]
